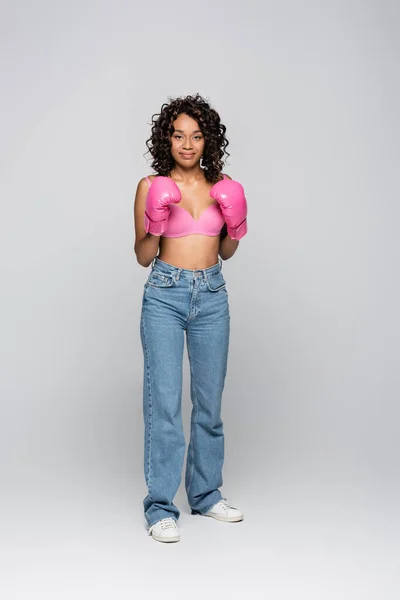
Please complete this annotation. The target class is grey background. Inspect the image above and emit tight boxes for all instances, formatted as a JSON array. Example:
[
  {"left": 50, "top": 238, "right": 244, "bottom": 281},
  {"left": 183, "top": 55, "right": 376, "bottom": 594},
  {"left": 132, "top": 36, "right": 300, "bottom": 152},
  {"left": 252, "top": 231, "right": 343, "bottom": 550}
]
[{"left": 1, "top": 0, "right": 399, "bottom": 598}]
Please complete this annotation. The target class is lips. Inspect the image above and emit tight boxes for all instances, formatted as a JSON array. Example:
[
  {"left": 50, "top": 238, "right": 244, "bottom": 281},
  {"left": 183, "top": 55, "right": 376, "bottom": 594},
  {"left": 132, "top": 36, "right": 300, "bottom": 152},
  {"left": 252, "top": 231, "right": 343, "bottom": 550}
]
[{"left": 180, "top": 153, "right": 195, "bottom": 157}]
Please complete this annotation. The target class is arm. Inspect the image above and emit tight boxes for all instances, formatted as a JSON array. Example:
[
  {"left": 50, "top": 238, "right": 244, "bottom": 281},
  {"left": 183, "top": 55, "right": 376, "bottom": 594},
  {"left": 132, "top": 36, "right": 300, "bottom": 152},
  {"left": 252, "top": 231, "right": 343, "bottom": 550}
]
[
  {"left": 133, "top": 177, "right": 160, "bottom": 267},
  {"left": 219, "top": 223, "right": 240, "bottom": 260},
  {"left": 218, "top": 175, "right": 240, "bottom": 260}
]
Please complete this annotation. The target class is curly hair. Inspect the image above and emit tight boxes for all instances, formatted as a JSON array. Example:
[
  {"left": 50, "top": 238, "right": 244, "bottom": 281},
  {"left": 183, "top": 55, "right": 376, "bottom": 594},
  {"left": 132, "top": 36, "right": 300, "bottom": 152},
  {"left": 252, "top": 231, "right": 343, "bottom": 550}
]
[{"left": 144, "top": 93, "right": 230, "bottom": 183}]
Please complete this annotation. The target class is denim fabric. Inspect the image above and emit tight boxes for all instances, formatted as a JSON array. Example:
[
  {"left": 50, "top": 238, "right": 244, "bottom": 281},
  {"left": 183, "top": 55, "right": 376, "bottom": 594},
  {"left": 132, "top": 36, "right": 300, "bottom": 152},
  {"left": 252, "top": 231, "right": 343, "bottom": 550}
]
[{"left": 140, "top": 256, "right": 230, "bottom": 527}]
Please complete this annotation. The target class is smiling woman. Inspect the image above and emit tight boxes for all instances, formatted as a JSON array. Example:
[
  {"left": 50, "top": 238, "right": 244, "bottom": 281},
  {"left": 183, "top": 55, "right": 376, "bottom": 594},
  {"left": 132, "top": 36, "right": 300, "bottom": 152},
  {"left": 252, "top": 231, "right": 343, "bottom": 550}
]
[{"left": 133, "top": 93, "right": 247, "bottom": 543}]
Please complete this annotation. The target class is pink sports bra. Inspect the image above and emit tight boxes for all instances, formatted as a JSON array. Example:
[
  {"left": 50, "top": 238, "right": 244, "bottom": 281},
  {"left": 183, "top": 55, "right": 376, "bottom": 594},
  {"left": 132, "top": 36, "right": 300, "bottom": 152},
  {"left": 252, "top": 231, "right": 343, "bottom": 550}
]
[{"left": 145, "top": 175, "right": 226, "bottom": 238}]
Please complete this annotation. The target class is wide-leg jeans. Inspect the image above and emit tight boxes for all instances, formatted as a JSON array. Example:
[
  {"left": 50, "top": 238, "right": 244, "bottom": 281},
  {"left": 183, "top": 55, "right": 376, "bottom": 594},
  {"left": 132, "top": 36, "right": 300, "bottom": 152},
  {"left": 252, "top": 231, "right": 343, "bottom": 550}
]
[{"left": 140, "top": 256, "right": 230, "bottom": 528}]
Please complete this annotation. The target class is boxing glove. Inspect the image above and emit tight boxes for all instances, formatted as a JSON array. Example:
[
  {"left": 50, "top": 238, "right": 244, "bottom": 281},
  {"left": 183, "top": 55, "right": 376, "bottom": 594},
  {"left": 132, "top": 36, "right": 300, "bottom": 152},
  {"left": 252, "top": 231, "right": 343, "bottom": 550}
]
[
  {"left": 210, "top": 179, "right": 248, "bottom": 240},
  {"left": 144, "top": 176, "right": 182, "bottom": 236}
]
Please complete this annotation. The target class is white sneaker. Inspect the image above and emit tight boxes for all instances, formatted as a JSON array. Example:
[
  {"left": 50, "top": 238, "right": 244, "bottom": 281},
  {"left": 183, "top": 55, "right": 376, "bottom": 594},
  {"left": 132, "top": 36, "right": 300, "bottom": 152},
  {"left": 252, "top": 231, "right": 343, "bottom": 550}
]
[
  {"left": 147, "top": 517, "right": 181, "bottom": 542},
  {"left": 203, "top": 497, "right": 244, "bottom": 522}
]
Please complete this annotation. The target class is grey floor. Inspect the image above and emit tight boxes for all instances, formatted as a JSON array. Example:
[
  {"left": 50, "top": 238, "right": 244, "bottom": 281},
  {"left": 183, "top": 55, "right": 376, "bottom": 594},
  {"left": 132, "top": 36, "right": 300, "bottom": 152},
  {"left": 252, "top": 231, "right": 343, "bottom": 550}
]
[{"left": 2, "top": 468, "right": 399, "bottom": 600}]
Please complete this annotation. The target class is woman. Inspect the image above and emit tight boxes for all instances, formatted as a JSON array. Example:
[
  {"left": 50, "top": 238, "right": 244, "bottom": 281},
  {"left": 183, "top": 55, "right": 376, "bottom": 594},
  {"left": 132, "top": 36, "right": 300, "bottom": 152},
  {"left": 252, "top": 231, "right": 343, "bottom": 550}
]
[{"left": 133, "top": 93, "right": 248, "bottom": 543}]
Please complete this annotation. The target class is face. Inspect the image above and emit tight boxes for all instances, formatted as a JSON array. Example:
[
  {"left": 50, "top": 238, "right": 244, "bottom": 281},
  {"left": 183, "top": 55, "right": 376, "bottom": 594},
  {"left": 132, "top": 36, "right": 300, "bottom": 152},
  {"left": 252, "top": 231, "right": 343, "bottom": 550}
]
[{"left": 169, "top": 113, "right": 205, "bottom": 167}]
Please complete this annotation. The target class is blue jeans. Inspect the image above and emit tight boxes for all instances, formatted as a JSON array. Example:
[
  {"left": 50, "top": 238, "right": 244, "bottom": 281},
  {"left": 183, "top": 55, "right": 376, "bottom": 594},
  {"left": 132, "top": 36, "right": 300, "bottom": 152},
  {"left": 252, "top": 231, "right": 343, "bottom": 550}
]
[{"left": 140, "top": 256, "right": 230, "bottom": 527}]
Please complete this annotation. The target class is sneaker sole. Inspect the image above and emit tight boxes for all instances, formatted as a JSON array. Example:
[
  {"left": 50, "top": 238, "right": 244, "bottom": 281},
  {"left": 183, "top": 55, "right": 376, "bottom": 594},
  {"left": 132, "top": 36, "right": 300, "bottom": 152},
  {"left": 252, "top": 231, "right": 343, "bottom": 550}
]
[
  {"left": 150, "top": 533, "right": 181, "bottom": 542},
  {"left": 202, "top": 513, "right": 244, "bottom": 522}
]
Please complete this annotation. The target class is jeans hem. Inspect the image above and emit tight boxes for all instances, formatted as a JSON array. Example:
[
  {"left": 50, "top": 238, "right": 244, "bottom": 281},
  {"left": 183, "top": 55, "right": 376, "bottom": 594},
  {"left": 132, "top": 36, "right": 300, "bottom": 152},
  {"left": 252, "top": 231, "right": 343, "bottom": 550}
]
[{"left": 190, "top": 494, "right": 222, "bottom": 516}]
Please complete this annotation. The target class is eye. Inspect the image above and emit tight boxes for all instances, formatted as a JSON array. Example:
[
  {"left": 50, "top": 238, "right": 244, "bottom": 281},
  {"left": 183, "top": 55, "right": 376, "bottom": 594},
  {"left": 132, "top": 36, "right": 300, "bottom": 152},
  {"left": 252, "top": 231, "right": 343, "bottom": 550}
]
[{"left": 194, "top": 136, "right": 202, "bottom": 140}]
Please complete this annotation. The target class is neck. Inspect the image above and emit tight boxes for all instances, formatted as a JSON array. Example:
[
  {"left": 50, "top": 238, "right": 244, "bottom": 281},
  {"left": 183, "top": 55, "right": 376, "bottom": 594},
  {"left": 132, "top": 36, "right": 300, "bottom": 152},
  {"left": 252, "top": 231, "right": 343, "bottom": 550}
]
[{"left": 170, "top": 164, "right": 205, "bottom": 184}]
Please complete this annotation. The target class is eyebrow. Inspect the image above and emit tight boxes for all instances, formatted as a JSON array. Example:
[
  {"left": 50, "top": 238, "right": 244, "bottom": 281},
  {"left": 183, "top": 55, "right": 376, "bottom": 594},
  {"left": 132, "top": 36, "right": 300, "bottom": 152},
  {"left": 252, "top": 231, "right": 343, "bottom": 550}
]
[{"left": 173, "top": 129, "right": 202, "bottom": 134}]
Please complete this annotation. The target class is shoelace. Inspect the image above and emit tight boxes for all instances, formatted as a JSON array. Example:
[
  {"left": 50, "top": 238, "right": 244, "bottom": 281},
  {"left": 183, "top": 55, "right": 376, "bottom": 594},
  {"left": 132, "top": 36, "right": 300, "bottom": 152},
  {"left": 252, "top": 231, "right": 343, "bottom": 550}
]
[
  {"left": 160, "top": 517, "right": 177, "bottom": 529},
  {"left": 215, "top": 497, "right": 236, "bottom": 512},
  {"left": 148, "top": 516, "right": 177, "bottom": 535}
]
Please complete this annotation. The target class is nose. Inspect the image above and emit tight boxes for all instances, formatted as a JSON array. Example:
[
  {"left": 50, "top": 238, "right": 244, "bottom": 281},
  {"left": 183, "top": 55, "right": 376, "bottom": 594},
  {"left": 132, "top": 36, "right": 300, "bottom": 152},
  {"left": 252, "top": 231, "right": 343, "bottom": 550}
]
[{"left": 182, "top": 137, "right": 193, "bottom": 150}]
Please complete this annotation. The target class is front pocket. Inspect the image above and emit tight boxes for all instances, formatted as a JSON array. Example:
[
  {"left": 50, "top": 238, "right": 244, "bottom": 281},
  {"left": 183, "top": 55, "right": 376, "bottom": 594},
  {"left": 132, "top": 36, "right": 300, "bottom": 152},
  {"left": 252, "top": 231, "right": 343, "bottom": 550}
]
[
  {"left": 146, "top": 271, "right": 175, "bottom": 288},
  {"left": 205, "top": 272, "right": 226, "bottom": 292}
]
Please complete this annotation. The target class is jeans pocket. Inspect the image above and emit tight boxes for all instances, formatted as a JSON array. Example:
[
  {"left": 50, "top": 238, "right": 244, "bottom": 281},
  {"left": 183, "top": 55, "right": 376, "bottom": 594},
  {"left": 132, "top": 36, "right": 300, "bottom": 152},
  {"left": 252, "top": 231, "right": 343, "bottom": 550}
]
[
  {"left": 205, "top": 271, "right": 227, "bottom": 292},
  {"left": 146, "top": 271, "right": 175, "bottom": 288}
]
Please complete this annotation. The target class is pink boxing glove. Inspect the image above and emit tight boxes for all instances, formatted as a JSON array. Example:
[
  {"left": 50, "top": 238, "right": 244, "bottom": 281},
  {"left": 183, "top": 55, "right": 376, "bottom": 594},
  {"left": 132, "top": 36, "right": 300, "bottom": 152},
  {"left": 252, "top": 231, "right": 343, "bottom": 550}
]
[
  {"left": 144, "top": 176, "right": 181, "bottom": 236},
  {"left": 210, "top": 178, "right": 248, "bottom": 240}
]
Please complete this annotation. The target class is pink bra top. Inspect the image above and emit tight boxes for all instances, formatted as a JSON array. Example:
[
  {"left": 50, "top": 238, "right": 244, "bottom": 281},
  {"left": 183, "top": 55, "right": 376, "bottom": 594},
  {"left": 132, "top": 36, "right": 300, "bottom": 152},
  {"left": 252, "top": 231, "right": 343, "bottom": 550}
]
[{"left": 145, "top": 175, "right": 226, "bottom": 238}]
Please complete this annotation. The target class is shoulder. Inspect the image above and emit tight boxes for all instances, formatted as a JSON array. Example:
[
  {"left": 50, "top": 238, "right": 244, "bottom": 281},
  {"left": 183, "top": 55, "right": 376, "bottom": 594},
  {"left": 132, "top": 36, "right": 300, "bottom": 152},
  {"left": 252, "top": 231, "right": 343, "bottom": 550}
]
[
  {"left": 134, "top": 176, "right": 159, "bottom": 236},
  {"left": 222, "top": 173, "right": 232, "bottom": 180},
  {"left": 134, "top": 176, "right": 152, "bottom": 207},
  {"left": 146, "top": 174, "right": 158, "bottom": 183},
  {"left": 135, "top": 175, "right": 158, "bottom": 199},
  {"left": 137, "top": 174, "right": 157, "bottom": 189}
]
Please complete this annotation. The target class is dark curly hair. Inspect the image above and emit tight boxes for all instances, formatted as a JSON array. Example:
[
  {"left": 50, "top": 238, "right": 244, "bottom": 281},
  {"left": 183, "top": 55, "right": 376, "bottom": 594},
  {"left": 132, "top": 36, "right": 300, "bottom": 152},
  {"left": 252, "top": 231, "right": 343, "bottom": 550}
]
[{"left": 144, "top": 93, "right": 230, "bottom": 183}]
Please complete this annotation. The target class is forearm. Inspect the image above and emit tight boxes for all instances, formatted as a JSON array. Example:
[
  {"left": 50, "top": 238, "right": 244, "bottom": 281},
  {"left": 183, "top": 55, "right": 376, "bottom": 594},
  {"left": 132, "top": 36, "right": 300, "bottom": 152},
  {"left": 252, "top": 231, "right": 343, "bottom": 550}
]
[
  {"left": 134, "top": 233, "right": 160, "bottom": 268},
  {"left": 219, "top": 233, "right": 239, "bottom": 260}
]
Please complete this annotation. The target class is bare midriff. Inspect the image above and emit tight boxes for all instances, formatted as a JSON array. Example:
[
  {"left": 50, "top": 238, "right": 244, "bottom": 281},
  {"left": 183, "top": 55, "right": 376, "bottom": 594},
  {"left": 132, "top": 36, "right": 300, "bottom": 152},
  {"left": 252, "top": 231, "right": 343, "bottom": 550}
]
[{"left": 158, "top": 234, "right": 221, "bottom": 270}]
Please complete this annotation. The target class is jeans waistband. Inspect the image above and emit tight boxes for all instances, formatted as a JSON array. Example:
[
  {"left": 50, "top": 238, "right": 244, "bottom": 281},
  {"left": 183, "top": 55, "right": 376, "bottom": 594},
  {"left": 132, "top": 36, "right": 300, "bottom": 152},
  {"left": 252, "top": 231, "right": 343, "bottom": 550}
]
[{"left": 151, "top": 256, "right": 223, "bottom": 279}]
